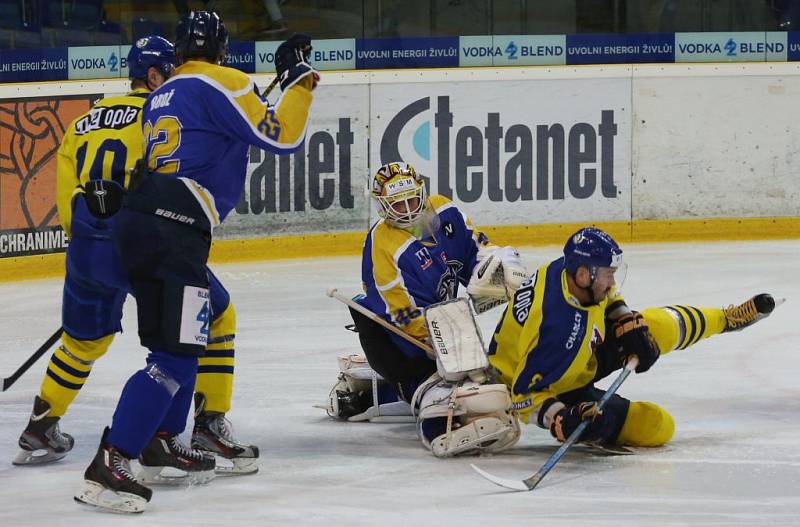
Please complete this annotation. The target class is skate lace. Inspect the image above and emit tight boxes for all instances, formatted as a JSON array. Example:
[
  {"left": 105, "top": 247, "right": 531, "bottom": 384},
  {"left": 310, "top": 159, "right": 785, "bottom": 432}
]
[
  {"left": 210, "top": 414, "right": 235, "bottom": 442},
  {"left": 168, "top": 435, "right": 205, "bottom": 461},
  {"left": 723, "top": 299, "right": 757, "bottom": 328},
  {"left": 111, "top": 451, "right": 137, "bottom": 482},
  {"left": 46, "top": 422, "right": 69, "bottom": 444}
]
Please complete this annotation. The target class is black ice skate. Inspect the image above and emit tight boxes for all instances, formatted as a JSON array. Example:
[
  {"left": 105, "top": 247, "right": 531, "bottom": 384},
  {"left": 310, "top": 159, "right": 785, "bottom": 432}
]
[
  {"left": 722, "top": 293, "right": 780, "bottom": 332},
  {"left": 74, "top": 428, "right": 152, "bottom": 514},
  {"left": 13, "top": 396, "right": 74, "bottom": 465},
  {"left": 191, "top": 392, "right": 259, "bottom": 475},
  {"left": 138, "top": 431, "right": 216, "bottom": 485}
]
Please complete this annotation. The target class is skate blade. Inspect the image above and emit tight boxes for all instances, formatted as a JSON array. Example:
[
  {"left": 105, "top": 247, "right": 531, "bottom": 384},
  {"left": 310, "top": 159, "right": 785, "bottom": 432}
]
[
  {"left": 74, "top": 481, "right": 147, "bottom": 514},
  {"left": 12, "top": 448, "right": 67, "bottom": 466},
  {"left": 138, "top": 465, "right": 216, "bottom": 486},
  {"left": 213, "top": 456, "right": 259, "bottom": 476}
]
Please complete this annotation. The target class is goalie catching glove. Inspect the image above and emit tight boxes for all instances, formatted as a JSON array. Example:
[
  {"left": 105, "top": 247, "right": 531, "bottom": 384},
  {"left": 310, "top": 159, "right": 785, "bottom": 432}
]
[
  {"left": 612, "top": 312, "right": 660, "bottom": 373},
  {"left": 466, "top": 246, "right": 528, "bottom": 313}
]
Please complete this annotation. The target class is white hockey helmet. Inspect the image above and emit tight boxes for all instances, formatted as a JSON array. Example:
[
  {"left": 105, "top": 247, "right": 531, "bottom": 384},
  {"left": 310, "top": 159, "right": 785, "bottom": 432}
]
[{"left": 370, "top": 162, "right": 427, "bottom": 228}]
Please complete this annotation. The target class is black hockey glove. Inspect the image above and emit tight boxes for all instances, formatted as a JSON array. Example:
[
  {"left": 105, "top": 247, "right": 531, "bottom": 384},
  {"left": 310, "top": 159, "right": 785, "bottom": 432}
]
[
  {"left": 550, "top": 402, "right": 618, "bottom": 443},
  {"left": 80, "top": 179, "right": 125, "bottom": 219},
  {"left": 274, "top": 33, "right": 319, "bottom": 91},
  {"left": 128, "top": 158, "right": 150, "bottom": 193},
  {"left": 613, "top": 312, "right": 660, "bottom": 373}
]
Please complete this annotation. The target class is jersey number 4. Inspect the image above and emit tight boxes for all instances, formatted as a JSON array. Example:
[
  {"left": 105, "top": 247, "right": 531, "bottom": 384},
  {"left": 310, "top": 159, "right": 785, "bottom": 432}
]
[{"left": 144, "top": 116, "right": 182, "bottom": 174}]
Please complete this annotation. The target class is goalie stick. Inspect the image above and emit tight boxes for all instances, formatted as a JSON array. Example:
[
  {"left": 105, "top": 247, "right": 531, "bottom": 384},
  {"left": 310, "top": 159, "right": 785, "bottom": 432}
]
[
  {"left": 470, "top": 356, "right": 639, "bottom": 492},
  {"left": 2, "top": 327, "right": 63, "bottom": 392},
  {"left": 326, "top": 288, "right": 435, "bottom": 359}
]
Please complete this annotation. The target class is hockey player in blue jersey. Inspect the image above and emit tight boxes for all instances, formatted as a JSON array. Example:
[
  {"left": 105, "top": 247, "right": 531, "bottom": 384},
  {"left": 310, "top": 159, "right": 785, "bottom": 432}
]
[
  {"left": 14, "top": 36, "right": 257, "bottom": 476},
  {"left": 489, "top": 227, "right": 777, "bottom": 450},
  {"left": 74, "top": 11, "right": 317, "bottom": 513},
  {"left": 323, "top": 162, "right": 528, "bottom": 457}
]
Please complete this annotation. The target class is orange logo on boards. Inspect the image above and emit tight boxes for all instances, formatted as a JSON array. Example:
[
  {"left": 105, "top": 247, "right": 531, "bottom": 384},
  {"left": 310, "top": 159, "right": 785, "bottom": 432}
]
[{"left": 0, "top": 95, "right": 95, "bottom": 256}]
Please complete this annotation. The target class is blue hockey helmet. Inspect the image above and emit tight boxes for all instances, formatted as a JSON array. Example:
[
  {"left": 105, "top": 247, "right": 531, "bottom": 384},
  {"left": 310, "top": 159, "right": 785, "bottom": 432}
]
[
  {"left": 127, "top": 35, "right": 175, "bottom": 80},
  {"left": 563, "top": 227, "right": 623, "bottom": 277},
  {"left": 174, "top": 11, "right": 229, "bottom": 65}
]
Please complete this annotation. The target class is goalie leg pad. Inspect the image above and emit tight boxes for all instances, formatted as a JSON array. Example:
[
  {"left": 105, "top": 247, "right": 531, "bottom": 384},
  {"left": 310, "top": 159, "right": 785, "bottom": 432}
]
[
  {"left": 415, "top": 380, "right": 521, "bottom": 457},
  {"left": 318, "top": 355, "right": 412, "bottom": 422},
  {"left": 428, "top": 414, "right": 521, "bottom": 458},
  {"left": 424, "top": 298, "right": 489, "bottom": 383}
]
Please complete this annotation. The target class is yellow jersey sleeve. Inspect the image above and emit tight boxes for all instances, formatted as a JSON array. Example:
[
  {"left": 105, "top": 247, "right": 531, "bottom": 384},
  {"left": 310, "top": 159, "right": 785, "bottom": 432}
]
[
  {"left": 369, "top": 223, "right": 427, "bottom": 340},
  {"left": 55, "top": 128, "right": 80, "bottom": 236}
]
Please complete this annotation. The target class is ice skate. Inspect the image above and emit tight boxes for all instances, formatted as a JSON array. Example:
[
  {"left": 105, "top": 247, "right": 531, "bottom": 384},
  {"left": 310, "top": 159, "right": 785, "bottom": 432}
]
[
  {"left": 138, "top": 431, "right": 216, "bottom": 485},
  {"left": 13, "top": 396, "right": 74, "bottom": 466},
  {"left": 74, "top": 428, "right": 151, "bottom": 514},
  {"left": 191, "top": 393, "right": 259, "bottom": 475},
  {"left": 722, "top": 293, "right": 780, "bottom": 332}
]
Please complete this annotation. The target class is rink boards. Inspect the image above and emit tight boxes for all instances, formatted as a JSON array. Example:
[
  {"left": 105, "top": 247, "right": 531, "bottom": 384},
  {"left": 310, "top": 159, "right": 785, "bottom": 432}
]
[{"left": 0, "top": 63, "right": 798, "bottom": 281}]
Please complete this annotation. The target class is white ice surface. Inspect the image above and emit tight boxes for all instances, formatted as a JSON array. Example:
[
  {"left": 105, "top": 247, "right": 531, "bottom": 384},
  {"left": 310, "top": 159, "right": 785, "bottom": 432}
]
[{"left": 1, "top": 240, "right": 799, "bottom": 526}]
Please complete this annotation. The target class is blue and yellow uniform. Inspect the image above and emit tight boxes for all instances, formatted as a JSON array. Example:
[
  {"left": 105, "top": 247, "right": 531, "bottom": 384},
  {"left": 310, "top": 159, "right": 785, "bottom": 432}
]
[
  {"left": 40, "top": 85, "right": 239, "bottom": 419},
  {"left": 359, "top": 195, "right": 492, "bottom": 359},
  {"left": 43, "top": 89, "right": 147, "bottom": 418},
  {"left": 141, "top": 60, "right": 311, "bottom": 225},
  {"left": 489, "top": 256, "right": 729, "bottom": 447},
  {"left": 103, "top": 53, "right": 314, "bottom": 458}
]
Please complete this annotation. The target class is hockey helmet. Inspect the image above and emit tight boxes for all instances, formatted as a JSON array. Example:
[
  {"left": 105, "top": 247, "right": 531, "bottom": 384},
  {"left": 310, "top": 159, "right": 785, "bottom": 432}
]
[
  {"left": 127, "top": 35, "right": 175, "bottom": 80},
  {"left": 370, "top": 162, "right": 427, "bottom": 228},
  {"left": 563, "top": 227, "right": 623, "bottom": 278},
  {"left": 174, "top": 11, "right": 229, "bottom": 65}
]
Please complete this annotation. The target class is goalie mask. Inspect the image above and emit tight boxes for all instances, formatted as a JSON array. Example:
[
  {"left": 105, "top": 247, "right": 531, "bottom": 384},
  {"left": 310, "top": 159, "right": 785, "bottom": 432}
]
[{"left": 370, "top": 162, "right": 428, "bottom": 229}]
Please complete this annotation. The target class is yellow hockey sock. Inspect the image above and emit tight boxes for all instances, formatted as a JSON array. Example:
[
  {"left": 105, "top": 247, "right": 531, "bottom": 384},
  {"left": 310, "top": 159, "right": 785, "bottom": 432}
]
[
  {"left": 617, "top": 401, "right": 675, "bottom": 447},
  {"left": 39, "top": 332, "right": 114, "bottom": 417},
  {"left": 641, "top": 305, "right": 726, "bottom": 356},
  {"left": 196, "top": 302, "right": 236, "bottom": 414}
]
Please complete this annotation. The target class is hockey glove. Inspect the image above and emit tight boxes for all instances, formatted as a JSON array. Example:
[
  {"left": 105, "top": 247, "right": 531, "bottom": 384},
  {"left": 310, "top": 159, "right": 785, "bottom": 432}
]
[
  {"left": 613, "top": 312, "right": 660, "bottom": 373},
  {"left": 128, "top": 158, "right": 150, "bottom": 192},
  {"left": 274, "top": 33, "right": 319, "bottom": 91},
  {"left": 80, "top": 179, "right": 125, "bottom": 219},
  {"left": 467, "top": 246, "right": 528, "bottom": 311},
  {"left": 550, "top": 402, "right": 616, "bottom": 443}
]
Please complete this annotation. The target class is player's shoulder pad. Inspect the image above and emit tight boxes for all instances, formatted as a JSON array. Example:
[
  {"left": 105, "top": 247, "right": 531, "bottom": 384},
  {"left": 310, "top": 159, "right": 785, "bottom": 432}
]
[
  {"left": 370, "top": 220, "right": 416, "bottom": 260},
  {"left": 428, "top": 194, "right": 454, "bottom": 213},
  {"left": 172, "top": 61, "right": 253, "bottom": 95},
  {"left": 94, "top": 92, "right": 147, "bottom": 109}
]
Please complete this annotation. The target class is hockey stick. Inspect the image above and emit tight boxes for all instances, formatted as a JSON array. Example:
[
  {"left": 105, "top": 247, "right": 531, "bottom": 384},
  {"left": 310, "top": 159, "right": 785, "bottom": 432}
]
[
  {"left": 326, "top": 288, "right": 435, "bottom": 359},
  {"left": 2, "top": 327, "right": 63, "bottom": 392},
  {"left": 471, "top": 356, "right": 639, "bottom": 492},
  {"left": 261, "top": 75, "right": 280, "bottom": 100}
]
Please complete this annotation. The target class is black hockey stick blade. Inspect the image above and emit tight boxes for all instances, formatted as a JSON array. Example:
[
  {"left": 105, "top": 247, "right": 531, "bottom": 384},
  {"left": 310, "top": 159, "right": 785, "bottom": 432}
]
[
  {"left": 2, "top": 327, "right": 63, "bottom": 392},
  {"left": 471, "top": 358, "right": 638, "bottom": 492}
]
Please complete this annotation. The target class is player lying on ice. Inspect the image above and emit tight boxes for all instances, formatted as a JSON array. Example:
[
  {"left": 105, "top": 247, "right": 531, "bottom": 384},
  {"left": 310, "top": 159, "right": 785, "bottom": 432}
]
[
  {"left": 320, "top": 161, "right": 529, "bottom": 457},
  {"left": 487, "top": 227, "right": 778, "bottom": 451},
  {"left": 322, "top": 166, "right": 779, "bottom": 456}
]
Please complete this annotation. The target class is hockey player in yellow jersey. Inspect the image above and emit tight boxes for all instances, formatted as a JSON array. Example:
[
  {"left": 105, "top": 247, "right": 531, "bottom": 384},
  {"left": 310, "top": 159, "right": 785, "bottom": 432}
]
[
  {"left": 14, "top": 36, "right": 255, "bottom": 475},
  {"left": 489, "top": 227, "right": 778, "bottom": 449}
]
